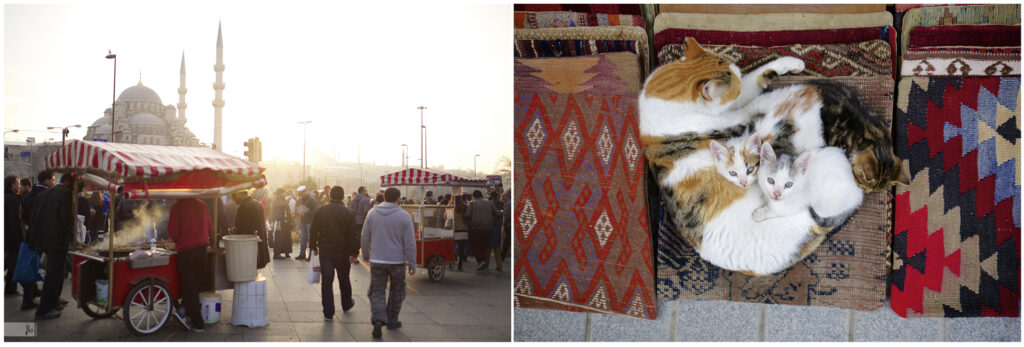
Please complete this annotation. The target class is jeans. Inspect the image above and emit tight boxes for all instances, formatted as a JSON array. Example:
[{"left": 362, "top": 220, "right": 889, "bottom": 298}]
[
  {"left": 176, "top": 247, "right": 206, "bottom": 329},
  {"left": 298, "top": 223, "right": 311, "bottom": 258},
  {"left": 454, "top": 239, "right": 469, "bottom": 265},
  {"left": 319, "top": 254, "right": 353, "bottom": 318},
  {"left": 367, "top": 263, "right": 406, "bottom": 325},
  {"left": 36, "top": 249, "right": 67, "bottom": 316}
]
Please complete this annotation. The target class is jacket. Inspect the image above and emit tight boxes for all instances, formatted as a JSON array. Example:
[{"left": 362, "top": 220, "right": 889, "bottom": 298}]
[
  {"left": 28, "top": 184, "right": 73, "bottom": 251},
  {"left": 234, "top": 197, "right": 270, "bottom": 268},
  {"left": 298, "top": 193, "right": 318, "bottom": 224},
  {"left": 349, "top": 193, "right": 371, "bottom": 225},
  {"left": 360, "top": 202, "right": 416, "bottom": 266},
  {"left": 5, "top": 192, "right": 23, "bottom": 252},
  {"left": 309, "top": 200, "right": 360, "bottom": 257},
  {"left": 21, "top": 184, "right": 46, "bottom": 231},
  {"left": 167, "top": 198, "right": 211, "bottom": 252},
  {"left": 465, "top": 197, "right": 500, "bottom": 230}
]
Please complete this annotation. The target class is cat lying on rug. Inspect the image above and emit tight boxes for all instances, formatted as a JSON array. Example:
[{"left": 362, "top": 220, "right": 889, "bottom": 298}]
[{"left": 639, "top": 38, "right": 908, "bottom": 275}]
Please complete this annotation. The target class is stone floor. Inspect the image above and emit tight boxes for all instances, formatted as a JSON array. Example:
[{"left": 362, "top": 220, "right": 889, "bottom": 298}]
[
  {"left": 515, "top": 299, "right": 1021, "bottom": 342},
  {"left": 5, "top": 247, "right": 511, "bottom": 342}
]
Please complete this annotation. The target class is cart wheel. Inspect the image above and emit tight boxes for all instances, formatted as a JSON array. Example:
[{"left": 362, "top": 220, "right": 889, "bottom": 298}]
[
  {"left": 123, "top": 280, "right": 172, "bottom": 336},
  {"left": 428, "top": 255, "right": 445, "bottom": 282},
  {"left": 81, "top": 300, "right": 119, "bottom": 319}
]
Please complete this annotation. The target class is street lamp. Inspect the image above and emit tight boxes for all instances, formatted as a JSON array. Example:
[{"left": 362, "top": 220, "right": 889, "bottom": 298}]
[
  {"left": 106, "top": 51, "right": 117, "bottom": 143},
  {"left": 47, "top": 125, "right": 81, "bottom": 146},
  {"left": 297, "top": 120, "right": 312, "bottom": 181},
  {"left": 474, "top": 154, "right": 480, "bottom": 177},
  {"left": 4, "top": 129, "right": 19, "bottom": 142},
  {"left": 417, "top": 106, "right": 426, "bottom": 169}
]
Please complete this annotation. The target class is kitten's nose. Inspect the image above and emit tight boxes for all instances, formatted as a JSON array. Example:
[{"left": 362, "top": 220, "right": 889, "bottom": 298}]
[{"left": 773, "top": 192, "right": 781, "bottom": 199}]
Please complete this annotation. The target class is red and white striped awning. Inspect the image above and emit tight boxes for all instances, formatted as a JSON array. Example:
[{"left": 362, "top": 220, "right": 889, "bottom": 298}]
[
  {"left": 380, "top": 168, "right": 488, "bottom": 187},
  {"left": 46, "top": 140, "right": 265, "bottom": 190}
]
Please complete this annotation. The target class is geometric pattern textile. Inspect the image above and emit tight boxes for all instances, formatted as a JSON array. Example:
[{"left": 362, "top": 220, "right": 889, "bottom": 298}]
[
  {"left": 905, "top": 47, "right": 1022, "bottom": 61},
  {"left": 900, "top": 4, "right": 1021, "bottom": 53},
  {"left": 901, "top": 58, "right": 1021, "bottom": 78},
  {"left": 652, "top": 26, "right": 896, "bottom": 65},
  {"left": 657, "top": 41, "right": 892, "bottom": 78},
  {"left": 513, "top": 4, "right": 644, "bottom": 15},
  {"left": 891, "top": 76, "right": 1021, "bottom": 317},
  {"left": 513, "top": 92, "right": 655, "bottom": 319},
  {"left": 652, "top": 12, "right": 893, "bottom": 34},
  {"left": 514, "top": 11, "right": 645, "bottom": 29},
  {"left": 658, "top": 4, "right": 886, "bottom": 14},
  {"left": 656, "top": 76, "right": 894, "bottom": 311},
  {"left": 515, "top": 27, "right": 650, "bottom": 76},
  {"left": 514, "top": 52, "right": 642, "bottom": 96}
]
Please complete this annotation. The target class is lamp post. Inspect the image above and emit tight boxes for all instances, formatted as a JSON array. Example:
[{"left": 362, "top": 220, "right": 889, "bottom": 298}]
[
  {"left": 47, "top": 125, "right": 81, "bottom": 146},
  {"left": 105, "top": 51, "right": 117, "bottom": 143},
  {"left": 297, "top": 120, "right": 312, "bottom": 181},
  {"left": 417, "top": 106, "right": 426, "bottom": 169},
  {"left": 474, "top": 154, "right": 480, "bottom": 177},
  {"left": 4, "top": 129, "right": 19, "bottom": 142}
]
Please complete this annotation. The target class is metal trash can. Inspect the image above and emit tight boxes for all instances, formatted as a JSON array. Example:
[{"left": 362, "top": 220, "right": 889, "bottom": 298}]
[{"left": 223, "top": 234, "right": 258, "bottom": 282}]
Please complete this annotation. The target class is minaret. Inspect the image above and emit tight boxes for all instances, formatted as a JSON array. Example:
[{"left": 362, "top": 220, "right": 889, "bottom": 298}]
[
  {"left": 177, "top": 52, "right": 187, "bottom": 122},
  {"left": 212, "top": 21, "right": 225, "bottom": 151}
]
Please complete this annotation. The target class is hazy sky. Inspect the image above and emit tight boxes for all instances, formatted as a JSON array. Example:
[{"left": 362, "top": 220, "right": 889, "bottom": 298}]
[{"left": 4, "top": 1, "right": 512, "bottom": 173}]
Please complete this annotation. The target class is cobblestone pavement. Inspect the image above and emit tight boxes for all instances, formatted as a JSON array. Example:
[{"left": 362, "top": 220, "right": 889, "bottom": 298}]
[{"left": 5, "top": 250, "right": 511, "bottom": 342}]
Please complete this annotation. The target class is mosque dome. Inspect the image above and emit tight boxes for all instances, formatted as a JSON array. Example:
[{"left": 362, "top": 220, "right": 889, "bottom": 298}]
[
  {"left": 116, "top": 82, "right": 163, "bottom": 105},
  {"left": 93, "top": 125, "right": 112, "bottom": 135},
  {"left": 91, "top": 115, "right": 112, "bottom": 127},
  {"left": 130, "top": 112, "right": 165, "bottom": 126}
]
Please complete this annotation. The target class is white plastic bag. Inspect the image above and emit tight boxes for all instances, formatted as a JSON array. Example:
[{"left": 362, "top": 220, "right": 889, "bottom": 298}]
[
  {"left": 307, "top": 254, "right": 321, "bottom": 284},
  {"left": 75, "top": 215, "right": 88, "bottom": 245}
]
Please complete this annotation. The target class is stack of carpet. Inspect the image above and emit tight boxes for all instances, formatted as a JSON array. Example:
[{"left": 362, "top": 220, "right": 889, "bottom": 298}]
[
  {"left": 891, "top": 4, "right": 1020, "bottom": 318},
  {"left": 513, "top": 4, "right": 658, "bottom": 319},
  {"left": 653, "top": 4, "right": 896, "bottom": 312}
]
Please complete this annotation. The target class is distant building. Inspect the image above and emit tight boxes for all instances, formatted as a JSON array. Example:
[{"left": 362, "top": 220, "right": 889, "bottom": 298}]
[{"left": 84, "top": 79, "right": 201, "bottom": 146}]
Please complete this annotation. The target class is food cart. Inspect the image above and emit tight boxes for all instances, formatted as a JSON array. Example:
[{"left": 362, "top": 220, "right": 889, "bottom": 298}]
[
  {"left": 379, "top": 168, "right": 488, "bottom": 282},
  {"left": 46, "top": 140, "right": 266, "bottom": 335}
]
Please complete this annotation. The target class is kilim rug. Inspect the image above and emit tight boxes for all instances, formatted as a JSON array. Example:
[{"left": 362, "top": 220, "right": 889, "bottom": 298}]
[
  {"left": 902, "top": 56, "right": 1021, "bottom": 77},
  {"left": 658, "top": 4, "right": 885, "bottom": 14},
  {"left": 513, "top": 92, "right": 655, "bottom": 319},
  {"left": 513, "top": 4, "right": 643, "bottom": 15},
  {"left": 655, "top": 76, "right": 894, "bottom": 311},
  {"left": 652, "top": 12, "right": 893, "bottom": 34},
  {"left": 514, "top": 11, "right": 645, "bottom": 29},
  {"left": 891, "top": 76, "right": 1021, "bottom": 318},
  {"left": 515, "top": 27, "right": 649, "bottom": 76},
  {"left": 514, "top": 52, "right": 641, "bottom": 96},
  {"left": 908, "top": 25, "right": 1022, "bottom": 49},
  {"left": 900, "top": 5, "right": 1021, "bottom": 53},
  {"left": 906, "top": 47, "right": 1022, "bottom": 60},
  {"left": 657, "top": 41, "right": 891, "bottom": 78},
  {"left": 653, "top": 26, "right": 896, "bottom": 61}
]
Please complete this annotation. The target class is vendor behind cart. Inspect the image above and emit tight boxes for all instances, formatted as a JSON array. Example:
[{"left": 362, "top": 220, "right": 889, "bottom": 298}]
[{"left": 166, "top": 198, "right": 211, "bottom": 332}]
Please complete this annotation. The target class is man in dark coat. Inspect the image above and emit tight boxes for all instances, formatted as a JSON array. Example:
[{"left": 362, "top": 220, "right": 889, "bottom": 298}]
[
  {"left": 296, "top": 187, "right": 319, "bottom": 261},
  {"left": 233, "top": 190, "right": 270, "bottom": 269},
  {"left": 22, "top": 170, "right": 54, "bottom": 230},
  {"left": 5, "top": 174, "right": 38, "bottom": 310},
  {"left": 309, "top": 186, "right": 360, "bottom": 320},
  {"left": 29, "top": 173, "right": 76, "bottom": 320}
]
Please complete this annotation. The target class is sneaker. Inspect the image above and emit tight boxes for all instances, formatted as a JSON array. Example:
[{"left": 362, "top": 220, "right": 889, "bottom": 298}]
[
  {"left": 324, "top": 315, "right": 333, "bottom": 321},
  {"left": 372, "top": 322, "right": 383, "bottom": 338},
  {"left": 34, "top": 310, "right": 61, "bottom": 320},
  {"left": 20, "top": 301, "right": 38, "bottom": 310},
  {"left": 295, "top": 255, "right": 306, "bottom": 261},
  {"left": 58, "top": 298, "right": 69, "bottom": 305},
  {"left": 387, "top": 321, "right": 402, "bottom": 330},
  {"left": 342, "top": 300, "right": 354, "bottom": 312},
  {"left": 191, "top": 326, "right": 204, "bottom": 333},
  {"left": 173, "top": 308, "right": 191, "bottom": 330},
  {"left": 54, "top": 302, "right": 66, "bottom": 311}
]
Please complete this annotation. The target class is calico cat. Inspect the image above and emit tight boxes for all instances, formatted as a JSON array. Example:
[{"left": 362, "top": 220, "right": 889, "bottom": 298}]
[
  {"left": 709, "top": 134, "right": 761, "bottom": 189},
  {"left": 752, "top": 143, "right": 864, "bottom": 228}
]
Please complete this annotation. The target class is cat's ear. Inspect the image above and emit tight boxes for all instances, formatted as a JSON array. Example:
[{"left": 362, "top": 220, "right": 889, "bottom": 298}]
[
  {"left": 744, "top": 135, "right": 761, "bottom": 155},
  {"left": 683, "top": 37, "right": 706, "bottom": 60},
  {"left": 795, "top": 152, "right": 812, "bottom": 174},
  {"left": 709, "top": 140, "right": 728, "bottom": 162},
  {"left": 760, "top": 141, "right": 776, "bottom": 163}
]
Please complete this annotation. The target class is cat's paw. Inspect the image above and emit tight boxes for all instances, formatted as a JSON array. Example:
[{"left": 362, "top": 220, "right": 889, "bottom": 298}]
[
  {"left": 752, "top": 206, "right": 770, "bottom": 222},
  {"left": 771, "top": 57, "right": 805, "bottom": 75}
]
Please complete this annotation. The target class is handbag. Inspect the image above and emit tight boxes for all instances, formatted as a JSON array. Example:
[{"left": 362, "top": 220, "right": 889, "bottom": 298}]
[
  {"left": 13, "top": 242, "right": 43, "bottom": 283},
  {"left": 307, "top": 254, "right": 321, "bottom": 284}
]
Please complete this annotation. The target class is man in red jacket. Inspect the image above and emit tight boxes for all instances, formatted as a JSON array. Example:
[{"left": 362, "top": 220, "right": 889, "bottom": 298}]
[{"left": 167, "top": 198, "right": 211, "bottom": 332}]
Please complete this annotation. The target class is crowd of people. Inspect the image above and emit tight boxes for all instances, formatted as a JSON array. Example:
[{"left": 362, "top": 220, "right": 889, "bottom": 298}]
[{"left": 5, "top": 171, "right": 511, "bottom": 339}]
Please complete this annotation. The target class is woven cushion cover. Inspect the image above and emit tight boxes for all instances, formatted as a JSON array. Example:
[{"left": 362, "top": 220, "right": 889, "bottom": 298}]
[
  {"left": 656, "top": 76, "right": 894, "bottom": 311},
  {"left": 658, "top": 41, "right": 892, "bottom": 78},
  {"left": 891, "top": 76, "right": 1021, "bottom": 317},
  {"left": 514, "top": 11, "right": 645, "bottom": 29},
  {"left": 513, "top": 53, "right": 656, "bottom": 319},
  {"left": 900, "top": 5, "right": 1021, "bottom": 53},
  {"left": 652, "top": 12, "right": 893, "bottom": 34},
  {"left": 658, "top": 4, "right": 886, "bottom": 14}
]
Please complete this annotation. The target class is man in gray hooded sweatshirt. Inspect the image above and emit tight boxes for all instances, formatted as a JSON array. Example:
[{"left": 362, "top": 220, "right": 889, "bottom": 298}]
[{"left": 361, "top": 187, "right": 416, "bottom": 338}]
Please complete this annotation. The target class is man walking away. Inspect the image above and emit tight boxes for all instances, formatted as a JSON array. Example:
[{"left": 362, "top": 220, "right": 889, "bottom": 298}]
[
  {"left": 309, "top": 186, "right": 360, "bottom": 320},
  {"left": 167, "top": 198, "right": 211, "bottom": 332},
  {"left": 295, "top": 186, "right": 318, "bottom": 261},
  {"left": 361, "top": 187, "right": 416, "bottom": 338},
  {"left": 29, "top": 173, "right": 77, "bottom": 320},
  {"left": 6, "top": 175, "right": 38, "bottom": 310},
  {"left": 464, "top": 190, "right": 501, "bottom": 271},
  {"left": 349, "top": 186, "right": 371, "bottom": 246}
]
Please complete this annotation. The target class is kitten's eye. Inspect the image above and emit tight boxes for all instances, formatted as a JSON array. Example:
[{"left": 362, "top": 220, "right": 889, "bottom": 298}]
[
  {"left": 784, "top": 182, "right": 793, "bottom": 188},
  {"left": 767, "top": 177, "right": 775, "bottom": 185},
  {"left": 746, "top": 167, "right": 755, "bottom": 174},
  {"left": 729, "top": 171, "right": 737, "bottom": 176}
]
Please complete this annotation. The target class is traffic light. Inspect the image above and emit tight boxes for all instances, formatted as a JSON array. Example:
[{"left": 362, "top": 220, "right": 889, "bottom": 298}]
[{"left": 243, "top": 138, "right": 254, "bottom": 162}]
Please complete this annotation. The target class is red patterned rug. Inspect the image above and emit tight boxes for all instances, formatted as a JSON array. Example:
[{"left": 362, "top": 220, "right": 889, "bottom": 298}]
[
  {"left": 514, "top": 11, "right": 645, "bottom": 29},
  {"left": 892, "top": 76, "right": 1021, "bottom": 317},
  {"left": 657, "top": 41, "right": 892, "bottom": 77}
]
